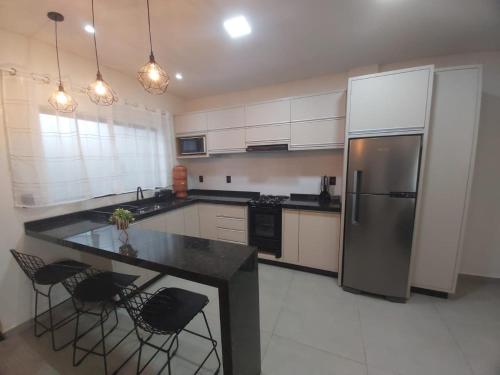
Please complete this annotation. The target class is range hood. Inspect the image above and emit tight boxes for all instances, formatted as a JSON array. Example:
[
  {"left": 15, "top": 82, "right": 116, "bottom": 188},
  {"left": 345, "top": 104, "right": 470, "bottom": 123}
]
[{"left": 246, "top": 144, "right": 289, "bottom": 152}]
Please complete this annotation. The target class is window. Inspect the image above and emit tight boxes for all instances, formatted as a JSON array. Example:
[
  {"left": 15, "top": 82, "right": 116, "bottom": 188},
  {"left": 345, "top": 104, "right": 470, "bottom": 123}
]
[{"left": 37, "top": 113, "right": 170, "bottom": 205}]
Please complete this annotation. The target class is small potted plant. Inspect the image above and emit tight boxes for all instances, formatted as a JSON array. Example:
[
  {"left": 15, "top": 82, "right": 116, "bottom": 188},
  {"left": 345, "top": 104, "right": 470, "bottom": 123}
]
[{"left": 109, "top": 208, "right": 135, "bottom": 242}]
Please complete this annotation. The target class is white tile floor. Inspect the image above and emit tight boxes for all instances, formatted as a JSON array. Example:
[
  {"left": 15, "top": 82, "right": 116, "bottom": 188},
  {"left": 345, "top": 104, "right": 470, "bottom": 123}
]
[{"left": 1, "top": 263, "right": 500, "bottom": 375}]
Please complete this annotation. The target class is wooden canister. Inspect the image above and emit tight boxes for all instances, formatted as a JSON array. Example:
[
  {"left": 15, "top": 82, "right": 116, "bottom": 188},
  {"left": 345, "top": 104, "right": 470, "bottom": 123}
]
[{"left": 173, "top": 165, "right": 188, "bottom": 198}]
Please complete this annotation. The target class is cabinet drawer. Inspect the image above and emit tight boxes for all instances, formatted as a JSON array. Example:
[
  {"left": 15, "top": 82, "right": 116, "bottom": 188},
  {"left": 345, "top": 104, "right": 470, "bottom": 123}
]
[
  {"left": 216, "top": 217, "right": 246, "bottom": 231},
  {"left": 291, "top": 92, "right": 346, "bottom": 122},
  {"left": 245, "top": 123, "right": 290, "bottom": 144},
  {"left": 216, "top": 205, "right": 247, "bottom": 219},
  {"left": 291, "top": 118, "right": 345, "bottom": 149},
  {"left": 217, "top": 228, "right": 247, "bottom": 244}
]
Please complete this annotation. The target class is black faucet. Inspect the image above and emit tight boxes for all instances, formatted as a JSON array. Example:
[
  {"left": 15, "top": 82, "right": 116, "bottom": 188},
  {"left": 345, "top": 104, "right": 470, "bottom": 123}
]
[{"left": 136, "top": 186, "right": 144, "bottom": 201}]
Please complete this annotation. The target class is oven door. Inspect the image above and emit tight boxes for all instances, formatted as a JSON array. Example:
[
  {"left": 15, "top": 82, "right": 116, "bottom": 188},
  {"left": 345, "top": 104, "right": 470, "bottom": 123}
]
[{"left": 248, "top": 206, "right": 282, "bottom": 257}]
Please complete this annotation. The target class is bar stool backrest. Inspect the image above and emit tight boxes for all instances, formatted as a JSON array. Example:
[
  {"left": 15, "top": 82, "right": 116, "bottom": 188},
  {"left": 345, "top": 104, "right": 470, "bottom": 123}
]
[
  {"left": 10, "top": 249, "right": 45, "bottom": 282},
  {"left": 118, "top": 286, "right": 163, "bottom": 334}
]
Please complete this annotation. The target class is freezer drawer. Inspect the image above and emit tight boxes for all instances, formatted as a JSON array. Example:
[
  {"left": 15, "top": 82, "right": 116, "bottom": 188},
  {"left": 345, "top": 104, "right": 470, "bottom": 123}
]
[{"left": 343, "top": 193, "right": 416, "bottom": 299}]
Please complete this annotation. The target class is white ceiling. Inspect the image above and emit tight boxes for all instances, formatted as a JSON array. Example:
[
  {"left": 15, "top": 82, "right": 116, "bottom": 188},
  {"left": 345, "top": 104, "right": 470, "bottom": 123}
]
[{"left": 1, "top": 0, "right": 499, "bottom": 99}]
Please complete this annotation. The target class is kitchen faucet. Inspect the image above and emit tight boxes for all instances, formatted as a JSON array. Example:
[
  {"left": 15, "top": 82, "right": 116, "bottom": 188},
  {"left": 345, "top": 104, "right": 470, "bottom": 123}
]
[{"left": 136, "top": 186, "right": 144, "bottom": 201}]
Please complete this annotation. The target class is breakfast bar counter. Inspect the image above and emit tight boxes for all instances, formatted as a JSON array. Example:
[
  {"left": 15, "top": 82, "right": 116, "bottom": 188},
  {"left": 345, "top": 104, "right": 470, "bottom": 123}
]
[{"left": 25, "top": 211, "right": 261, "bottom": 375}]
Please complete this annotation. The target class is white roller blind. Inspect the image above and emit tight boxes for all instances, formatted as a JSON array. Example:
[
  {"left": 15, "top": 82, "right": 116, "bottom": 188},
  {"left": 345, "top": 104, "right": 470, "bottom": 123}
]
[{"left": 0, "top": 71, "right": 175, "bottom": 207}]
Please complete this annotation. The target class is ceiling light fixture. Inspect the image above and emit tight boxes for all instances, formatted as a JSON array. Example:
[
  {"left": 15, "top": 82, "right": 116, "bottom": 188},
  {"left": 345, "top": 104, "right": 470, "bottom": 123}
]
[
  {"left": 84, "top": 24, "right": 95, "bottom": 33},
  {"left": 137, "top": 0, "right": 169, "bottom": 94},
  {"left": 175, "top": 73, "right": 183, "bottom": 80},
  {"left": 223, "top": 15, "right": 251, "bottom": 38},
  {"left": 47, "top": 12, "right": 77, "bottom": 113},
  {"left": 86, "top": 0, "right": 117, "bottom": 105}
]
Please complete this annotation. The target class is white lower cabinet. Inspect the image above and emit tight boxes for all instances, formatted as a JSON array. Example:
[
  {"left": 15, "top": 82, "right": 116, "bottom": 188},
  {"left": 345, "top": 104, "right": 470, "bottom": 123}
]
[
  {"left": 132, "top": 213, "right": 167, "bottom": 232},
  {"left": 298, "top": 211, "right": 340, "bottom": 272},
  {"left": 290, "top": 118, "right": 345, "bottom": 150},
  {"left": 183, "top": 204, "right": 200, "bottom": 237},
  {"left": 281, "top": 209, "right": 340, "bottom": 272},
  {"left": 198, "top": 203, "right": 248, "bottom": 244},
  {"left": 282, "top": 209, "right": 300, "bottom": 264},
  {"left": 164, "top": 209, "right": 185, "bottom": 235},
  {"left": 198, "top": 203, "right": 218, "bottom": 240}
]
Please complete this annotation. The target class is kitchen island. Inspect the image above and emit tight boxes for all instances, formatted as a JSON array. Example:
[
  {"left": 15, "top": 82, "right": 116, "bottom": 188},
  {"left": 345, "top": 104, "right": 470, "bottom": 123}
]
[{"left": 25, "top": 205, "right": 261, "bottom": 375}]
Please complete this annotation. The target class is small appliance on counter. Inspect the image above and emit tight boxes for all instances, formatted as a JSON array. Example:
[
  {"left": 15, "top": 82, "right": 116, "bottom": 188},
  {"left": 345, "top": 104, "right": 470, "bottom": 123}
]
[
  {"left": 319, "top": 175, "right": 331, "bottom": 203},
  {"left": 173, "top": 165, "right": 188, "bottom": 198},
  {"left": 154, "top": 188, "right": 174, "bottom": 201}
]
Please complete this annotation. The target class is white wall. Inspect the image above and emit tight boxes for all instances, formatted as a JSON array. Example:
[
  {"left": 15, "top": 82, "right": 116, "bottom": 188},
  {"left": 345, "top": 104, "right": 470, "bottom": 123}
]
[
  {"left": 183, "top": 51, "right": 500, "bottom": 280},
  {"left": 185, "top": 150, "right": 344, "bottom": 196},
  {"left": 0, "top": 28, "right": 185, "bottom": 333}
]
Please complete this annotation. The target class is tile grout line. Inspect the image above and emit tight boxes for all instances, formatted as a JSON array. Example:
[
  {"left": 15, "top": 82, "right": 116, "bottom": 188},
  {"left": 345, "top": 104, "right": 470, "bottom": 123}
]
[
  {"left": 268, "top": 269, "right": 296, "bottom": 337},
  {"left": 260, "top": 267, "right": 296, "bottom": 363},
  {"left": 429, "top": 299, "right": 476, "bottom": 375},
  {"left": 272, "top": 332, "right": 368, "bottom": 368},
  {"left": 356, "top": 302, "right": 370, "bottom": 374}
]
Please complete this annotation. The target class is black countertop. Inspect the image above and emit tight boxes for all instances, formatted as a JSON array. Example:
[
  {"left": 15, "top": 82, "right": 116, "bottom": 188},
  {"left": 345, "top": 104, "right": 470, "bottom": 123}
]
[
  {"left": 282, "top": 194, "right": 342, "bottom": 213},
  {"left": 27, "top": 224, "right": 255, "bottom": 287},
  {"left": 24, "top": 191, "right": 260, "bottom": 287}
]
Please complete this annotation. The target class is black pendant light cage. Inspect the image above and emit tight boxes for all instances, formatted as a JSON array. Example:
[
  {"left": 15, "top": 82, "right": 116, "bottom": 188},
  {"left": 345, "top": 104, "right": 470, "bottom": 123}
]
[
  {"left": 86, "top": 0, "right": 118, "bottom": 105},
  {"left": 47, "top": 11, "right": 78, "bottom": 113},
  {"left": 137, "top": 0, "right": 170, "bottom": 94}
]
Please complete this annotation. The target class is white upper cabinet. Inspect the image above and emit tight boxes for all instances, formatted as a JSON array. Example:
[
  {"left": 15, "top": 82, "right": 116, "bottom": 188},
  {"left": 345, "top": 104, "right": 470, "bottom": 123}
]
[
  {"left": 207, "top": 106, "right": 245, "bottom": 130},
  {"left": 291, "top": 92, "right": 346, "bottom": 122},
  {"left": 174, "top": 112, "right": 207, "bottom": 134},
  {"left": 347, "top": 66, "right": 434, "bottom": 134},
  {"left": 245, "top": 99, "right": 291, "bottom": 126},
  {"left": 245, "top": 124, "right": 290, "bottom": 144},
  {"left": 291, "top": 118, "right": 345, "bottom": 150},
  {"left": 207, "top": 128, "right": 246, "bottom": 153}
]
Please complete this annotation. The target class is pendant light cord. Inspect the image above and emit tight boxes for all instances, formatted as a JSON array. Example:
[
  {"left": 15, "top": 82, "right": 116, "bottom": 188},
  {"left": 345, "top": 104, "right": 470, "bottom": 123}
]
[
  {"left": 91, "top": 0, "right": 101, "bottom": 74},
  {"left": 54, "top": 20, "right": 62, "bottom": 85},
  {"left": 147, "top": 0, "right": 154, "bottom": 57}
]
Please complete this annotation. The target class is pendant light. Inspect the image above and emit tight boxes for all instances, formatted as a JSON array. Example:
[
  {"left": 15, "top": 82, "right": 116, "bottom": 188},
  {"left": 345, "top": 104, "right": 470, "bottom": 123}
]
[
  {"left": 137, "top": 0, "right": 170, "bottom": 94},
  {"left": 86, "top": 0, "right": 117, "bottom": 105},
  {"left": 47, "top": 12, "right": 77, "bottom": 113}
]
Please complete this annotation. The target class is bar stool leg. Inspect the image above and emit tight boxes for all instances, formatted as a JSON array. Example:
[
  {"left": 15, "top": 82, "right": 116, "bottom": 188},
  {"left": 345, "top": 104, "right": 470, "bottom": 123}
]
[
  {"left": 73, "top": 311, "right": 81, "bottom": 367},
  {"left": 136, "top": 340, "right": 143, "bottom": 375},
  {"left": 100, "top": 310, "right": 109, "bottom": 375},
  {"left": 33, "top": 289, "right": 43, "bottom": 338}
]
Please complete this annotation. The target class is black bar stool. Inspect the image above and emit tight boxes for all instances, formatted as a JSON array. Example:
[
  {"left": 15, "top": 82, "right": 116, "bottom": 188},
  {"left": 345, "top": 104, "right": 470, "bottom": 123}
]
[
  {"left": 10, "top": 249, "right": 90, "bottom": 351},
  {"left": 119, "top": 285, "right": 221, "bottom": 374},
  {"left": 62, "top": 268, "right": 139, "bottom": 375}
]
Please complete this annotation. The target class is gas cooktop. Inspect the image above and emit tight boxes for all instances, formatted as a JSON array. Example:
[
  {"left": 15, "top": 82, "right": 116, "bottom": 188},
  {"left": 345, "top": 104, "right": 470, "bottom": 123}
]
[{"left": 248, "top": 195, "right": 289, "bottom": 208}]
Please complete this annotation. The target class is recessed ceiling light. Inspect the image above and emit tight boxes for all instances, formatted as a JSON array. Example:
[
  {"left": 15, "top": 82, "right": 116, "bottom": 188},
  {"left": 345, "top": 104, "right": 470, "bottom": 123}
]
[
  {"left": 175, "top": 73, "right": 183, "bottom": 80},
  {"left": 84, "top": 24, "right": 95, "bottom": 34},
  {"left": 223, "top": 15, "right": 251, "bottom": 39}
]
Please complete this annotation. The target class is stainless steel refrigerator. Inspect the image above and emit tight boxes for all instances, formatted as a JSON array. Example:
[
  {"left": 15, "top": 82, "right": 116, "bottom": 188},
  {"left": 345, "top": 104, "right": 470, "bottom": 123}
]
[{"left": 342, "top": 135, "right": 422, "bottom": 302}]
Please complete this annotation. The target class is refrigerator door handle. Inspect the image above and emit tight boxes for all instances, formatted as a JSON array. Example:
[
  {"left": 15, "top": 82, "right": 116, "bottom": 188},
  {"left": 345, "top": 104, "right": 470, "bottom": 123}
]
[{"left": 352, "top": 170, "right": 361, "bottom": 224}]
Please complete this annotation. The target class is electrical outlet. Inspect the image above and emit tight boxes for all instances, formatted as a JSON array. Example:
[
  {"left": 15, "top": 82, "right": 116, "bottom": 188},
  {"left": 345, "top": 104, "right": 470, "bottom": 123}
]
[
  {"left": 329, "top": 176, "right": 336, "bottom": 186},
  {"left": 199, "top": 176, "right": 203, "bottom": 183},
  {"left": 226, "top": 176, "right": 231, "bottom": 183}
]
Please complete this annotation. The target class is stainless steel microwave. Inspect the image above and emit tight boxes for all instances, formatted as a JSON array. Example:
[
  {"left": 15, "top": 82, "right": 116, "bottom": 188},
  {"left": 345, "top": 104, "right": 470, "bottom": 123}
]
[{"left": 177, "top": 136, "right": 206, "bottom": 155}]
